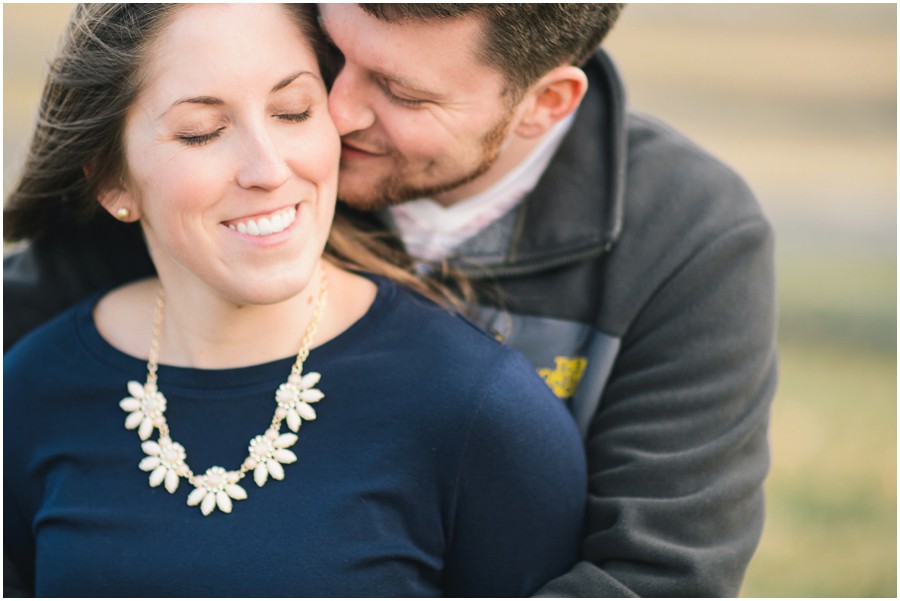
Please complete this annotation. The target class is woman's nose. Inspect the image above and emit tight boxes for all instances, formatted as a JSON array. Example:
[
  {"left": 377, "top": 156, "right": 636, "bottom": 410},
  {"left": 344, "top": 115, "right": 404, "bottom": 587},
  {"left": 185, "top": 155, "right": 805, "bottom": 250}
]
[
  {"left": 234, "top": 127, "right": 291, "bottom": 191},
  {"left": 327, "top": 65, "right": 376, "bottom": 136}
]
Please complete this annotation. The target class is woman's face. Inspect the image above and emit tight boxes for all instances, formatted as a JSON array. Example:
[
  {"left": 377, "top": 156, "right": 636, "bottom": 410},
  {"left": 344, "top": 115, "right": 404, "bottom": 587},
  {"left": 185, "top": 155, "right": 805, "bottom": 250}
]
[{"left": 116, "top": 4, "right": 339, "bottom": 306}]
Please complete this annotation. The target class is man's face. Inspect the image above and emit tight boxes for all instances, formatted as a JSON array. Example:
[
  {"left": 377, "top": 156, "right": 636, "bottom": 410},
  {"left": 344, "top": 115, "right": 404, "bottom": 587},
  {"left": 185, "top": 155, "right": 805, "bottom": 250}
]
[{"left": 318, "top": 4, "right": 519, "bottom": 210}]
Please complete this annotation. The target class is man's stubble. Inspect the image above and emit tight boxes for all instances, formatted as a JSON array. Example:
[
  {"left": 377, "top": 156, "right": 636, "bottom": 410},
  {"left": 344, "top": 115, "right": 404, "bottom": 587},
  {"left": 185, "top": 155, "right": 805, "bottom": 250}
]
[{"left": 336, "top": 110, "right": 514, "bottom": 211}]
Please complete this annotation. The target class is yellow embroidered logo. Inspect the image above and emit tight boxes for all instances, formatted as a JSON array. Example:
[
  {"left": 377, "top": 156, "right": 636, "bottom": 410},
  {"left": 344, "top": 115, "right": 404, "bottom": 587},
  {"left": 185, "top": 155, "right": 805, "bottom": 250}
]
[{"left": 538, "top": 356, "right": 588, "bottom": 399}]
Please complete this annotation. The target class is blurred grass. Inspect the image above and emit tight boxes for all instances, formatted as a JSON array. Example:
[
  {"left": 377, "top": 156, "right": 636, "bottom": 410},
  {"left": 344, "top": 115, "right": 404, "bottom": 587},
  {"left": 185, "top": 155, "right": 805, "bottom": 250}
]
[
  {"left": 777, "top": 255, "right": 897, "bottom": 352},
  {"left": 4, "top": 4, "right": 898, "bottom": 597},
  {"left": 743, "top": 256, "right": 896, "bottom": 597}
]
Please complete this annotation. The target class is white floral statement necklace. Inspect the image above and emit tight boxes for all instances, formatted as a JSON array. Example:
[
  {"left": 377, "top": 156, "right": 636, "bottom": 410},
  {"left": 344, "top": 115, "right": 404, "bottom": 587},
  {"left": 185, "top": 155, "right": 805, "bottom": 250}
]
[{"left": 119, "top": 271, "right": 328, "bottom": 516}]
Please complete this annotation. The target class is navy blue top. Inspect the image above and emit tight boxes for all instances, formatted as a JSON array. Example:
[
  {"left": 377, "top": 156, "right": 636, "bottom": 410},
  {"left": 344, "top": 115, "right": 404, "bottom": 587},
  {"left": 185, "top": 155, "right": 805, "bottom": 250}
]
[{"left": 4, "top": 277, "right": 585, "bottom": 597}]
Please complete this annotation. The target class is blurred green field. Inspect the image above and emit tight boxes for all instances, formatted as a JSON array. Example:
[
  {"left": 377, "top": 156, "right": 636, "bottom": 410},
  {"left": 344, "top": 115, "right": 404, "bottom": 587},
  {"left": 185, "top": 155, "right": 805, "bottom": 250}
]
[
  {"left": 4, "top": 4, "right": 897, "bottom": 597},
  {"left": 742, "top": 256, "right": 896, "bottom": 597}
]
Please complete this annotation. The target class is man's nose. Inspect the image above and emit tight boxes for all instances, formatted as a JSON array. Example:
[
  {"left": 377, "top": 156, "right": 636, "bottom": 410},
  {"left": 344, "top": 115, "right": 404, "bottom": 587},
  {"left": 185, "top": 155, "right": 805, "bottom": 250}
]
[{"left": 328, "top": 65, "right": 377, "bottom": 136}]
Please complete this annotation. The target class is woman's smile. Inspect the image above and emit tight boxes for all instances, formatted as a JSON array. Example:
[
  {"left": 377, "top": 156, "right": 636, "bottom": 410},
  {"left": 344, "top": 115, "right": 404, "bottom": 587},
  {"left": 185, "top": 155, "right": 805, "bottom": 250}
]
[{"left": 223, "top": 203, "right": 300, "bottom": 238}]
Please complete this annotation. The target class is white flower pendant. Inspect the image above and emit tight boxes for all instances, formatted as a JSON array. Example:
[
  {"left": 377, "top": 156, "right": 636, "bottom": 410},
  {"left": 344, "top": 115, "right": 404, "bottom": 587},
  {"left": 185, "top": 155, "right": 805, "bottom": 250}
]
[
  {"left": 139, "top": 436, "right": 188, "bottom": 493},
  {"left": 275, "top": 372, "right": 324, "bottom": 432},
  {"left": 187, "top": 467, "right": 248, "bottom": 516},
  {"left": 120, "top": 381, "right": 167, "bottom": 441},
  {"left": 247, "top": 430, "right": 299, "bottom": 487}
]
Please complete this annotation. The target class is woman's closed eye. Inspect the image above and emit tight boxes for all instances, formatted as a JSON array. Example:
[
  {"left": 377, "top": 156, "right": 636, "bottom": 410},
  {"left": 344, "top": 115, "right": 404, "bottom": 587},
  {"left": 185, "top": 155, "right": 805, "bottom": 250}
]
[
  {"left": 176, "top": 110, "right": 311, "bottom": 146},
  {"left": 178, "top": 127, "right": 225, "bottom": 147},
  {"left": 274, "top": 109, "right": 312, "bottom": 123}
]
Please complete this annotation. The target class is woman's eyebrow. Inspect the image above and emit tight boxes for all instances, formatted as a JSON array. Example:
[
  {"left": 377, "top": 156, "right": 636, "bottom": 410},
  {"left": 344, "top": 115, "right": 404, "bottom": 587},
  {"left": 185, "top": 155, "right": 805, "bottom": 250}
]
[
  {"left": 272, "top": 70, "right": 317, "bottom": 92},
  {"left": 161, "top": 71, "right": 317, "bottom": 117},
  {"left": 170, "top": 96, "right": 222, "bottom": 109},
  {"left": 161, "top": 95, "right": 222, "bottom": 118}
]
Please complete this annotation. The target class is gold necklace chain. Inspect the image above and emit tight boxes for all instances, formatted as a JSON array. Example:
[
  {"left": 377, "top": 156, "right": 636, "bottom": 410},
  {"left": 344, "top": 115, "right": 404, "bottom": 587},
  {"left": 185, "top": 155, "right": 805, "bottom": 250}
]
[{"left": 119, "top": 267, "right": 329, "bottom": 516}]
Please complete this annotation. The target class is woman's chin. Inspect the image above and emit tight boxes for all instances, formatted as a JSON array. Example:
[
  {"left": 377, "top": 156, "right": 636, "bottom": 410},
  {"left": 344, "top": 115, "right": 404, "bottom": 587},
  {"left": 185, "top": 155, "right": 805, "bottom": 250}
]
[
  {"left": 202, "top": 268, "right": 318, "bottom": 308},
  {"left": 241, "top": 283, "right": 313, "bottom": 308}
]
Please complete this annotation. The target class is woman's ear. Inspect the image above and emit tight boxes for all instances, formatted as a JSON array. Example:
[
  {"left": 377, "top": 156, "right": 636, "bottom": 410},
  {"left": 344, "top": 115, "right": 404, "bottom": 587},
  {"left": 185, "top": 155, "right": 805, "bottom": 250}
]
[
  {"left": 86, "top": 164, "right": 140, "bottom": 222},
  {"left": 512, "top": 65, "right": 589, "bottom": 139}
]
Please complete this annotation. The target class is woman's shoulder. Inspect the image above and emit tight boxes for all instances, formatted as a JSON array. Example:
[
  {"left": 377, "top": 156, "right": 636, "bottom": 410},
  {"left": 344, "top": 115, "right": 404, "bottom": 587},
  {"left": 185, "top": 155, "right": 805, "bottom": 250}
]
[
  {"left": 371, "top": 277, "right": 513, "bottom": 370},
  {"left": 4, "top": 292, "right": 98, "bottom": 408},
  {"left": 369, "top": 277, "right": 575, "bottom": 426},
  {"left": 6, "top": 278, "right": 154, "bottom": 394},
  {"left": 6, "top": 293, "right": 93, "bottom": 365},
  {"left": 374, "top": 276, "right": 498, "bottom": 346}
]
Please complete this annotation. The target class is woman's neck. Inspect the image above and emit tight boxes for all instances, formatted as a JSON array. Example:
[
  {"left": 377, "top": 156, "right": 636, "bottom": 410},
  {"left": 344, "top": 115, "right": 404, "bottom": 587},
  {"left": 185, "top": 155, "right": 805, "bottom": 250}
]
[{"left": 157, "top": 271, "right": 325, "bottom": 370}]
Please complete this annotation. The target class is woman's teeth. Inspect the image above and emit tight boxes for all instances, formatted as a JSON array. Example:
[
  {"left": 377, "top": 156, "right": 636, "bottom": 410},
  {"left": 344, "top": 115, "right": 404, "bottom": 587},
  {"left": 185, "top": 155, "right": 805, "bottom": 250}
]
[{"left": 227, "top": 206, "right": 297, "bottom": 237}]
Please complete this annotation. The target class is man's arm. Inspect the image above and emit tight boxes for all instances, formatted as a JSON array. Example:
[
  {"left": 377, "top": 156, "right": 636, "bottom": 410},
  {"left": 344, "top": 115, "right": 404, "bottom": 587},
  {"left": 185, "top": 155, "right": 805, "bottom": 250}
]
[{"left": 537, "top": 215, "right": 777, "bottom": 597}]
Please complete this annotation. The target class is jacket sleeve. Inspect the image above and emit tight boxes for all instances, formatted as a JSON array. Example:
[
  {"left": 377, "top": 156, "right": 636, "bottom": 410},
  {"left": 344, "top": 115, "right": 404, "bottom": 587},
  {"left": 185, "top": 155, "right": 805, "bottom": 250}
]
[
  {"left": 3, "top": 554, "right": 32, "bottom": 597},
  {"left": 536, "top": 216, "right": 777, "bottom": 597}
]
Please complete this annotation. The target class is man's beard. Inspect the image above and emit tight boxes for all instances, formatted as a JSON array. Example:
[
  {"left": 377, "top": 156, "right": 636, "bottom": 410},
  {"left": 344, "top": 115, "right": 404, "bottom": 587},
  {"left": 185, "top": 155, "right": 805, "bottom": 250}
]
[{"left": 337, "top": 111, "right": 513, "bottom": 211}]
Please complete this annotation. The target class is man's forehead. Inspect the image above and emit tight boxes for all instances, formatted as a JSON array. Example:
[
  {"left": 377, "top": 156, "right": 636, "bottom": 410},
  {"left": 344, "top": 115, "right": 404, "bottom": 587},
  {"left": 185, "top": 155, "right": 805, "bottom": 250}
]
[{"left": 317, "top": 4, "right": 496, "bottom": 92}]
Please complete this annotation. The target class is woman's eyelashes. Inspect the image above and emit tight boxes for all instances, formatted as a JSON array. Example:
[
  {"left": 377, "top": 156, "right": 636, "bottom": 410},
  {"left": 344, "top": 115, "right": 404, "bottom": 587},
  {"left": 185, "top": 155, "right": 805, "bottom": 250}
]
[
  {"left": 274, "top": 109, "right": 312, "bottom": 123},
  {"left": 178, "top": 127, "right": 225, "bottom": 146},
  {"left": 176, "top": 109, "right": 312, "bottom": 146}
]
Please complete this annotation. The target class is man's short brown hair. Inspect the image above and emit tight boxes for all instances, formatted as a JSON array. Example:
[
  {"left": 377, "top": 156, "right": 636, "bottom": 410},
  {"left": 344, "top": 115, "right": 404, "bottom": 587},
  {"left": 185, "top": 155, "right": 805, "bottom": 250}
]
[{"left": 359, "top": 3, "right": 624, "bottom": 99}]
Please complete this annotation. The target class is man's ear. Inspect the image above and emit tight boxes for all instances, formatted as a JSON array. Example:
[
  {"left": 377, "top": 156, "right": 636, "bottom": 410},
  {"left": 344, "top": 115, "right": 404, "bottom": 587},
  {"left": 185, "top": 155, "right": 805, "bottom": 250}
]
[
  {"left": 513, "top": 65, "right": 588, "bottom": 139},
  {"left": 86, "top": 164, "right": 140, "bottom": 222}
]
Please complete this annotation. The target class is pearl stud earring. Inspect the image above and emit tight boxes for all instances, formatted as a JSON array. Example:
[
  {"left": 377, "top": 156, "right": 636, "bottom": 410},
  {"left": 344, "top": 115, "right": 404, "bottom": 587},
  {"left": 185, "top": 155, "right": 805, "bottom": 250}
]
[{"left": 116, "top": 207, "right": 131, "bottom": 221}]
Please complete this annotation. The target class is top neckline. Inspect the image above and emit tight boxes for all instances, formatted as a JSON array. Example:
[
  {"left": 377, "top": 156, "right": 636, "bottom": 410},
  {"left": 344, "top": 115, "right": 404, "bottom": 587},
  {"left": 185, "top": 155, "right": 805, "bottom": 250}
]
[{"left": 72, "top": 275, "right": 395, "bottom": 393}]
